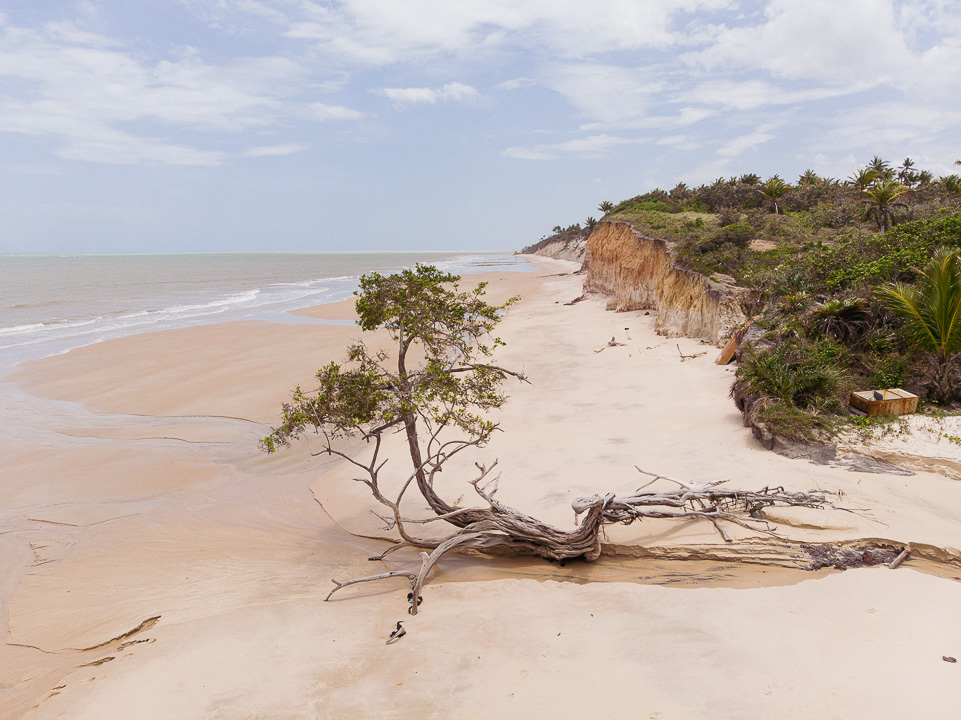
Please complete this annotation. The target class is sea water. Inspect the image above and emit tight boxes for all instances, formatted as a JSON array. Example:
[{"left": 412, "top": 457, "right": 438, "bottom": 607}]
[{"left": 0, "top": 251, "right": 533, "bottom": 373}]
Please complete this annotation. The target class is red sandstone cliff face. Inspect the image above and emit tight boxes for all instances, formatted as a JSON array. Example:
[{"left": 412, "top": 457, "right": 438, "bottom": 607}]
[{"left": 583, "top": 221, "right": 749, "bottom": 346}]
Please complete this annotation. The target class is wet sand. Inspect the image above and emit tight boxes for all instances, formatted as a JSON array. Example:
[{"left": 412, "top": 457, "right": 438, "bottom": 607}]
[{"left": 2, "top": 257, "right": 960, "bottom": 719}]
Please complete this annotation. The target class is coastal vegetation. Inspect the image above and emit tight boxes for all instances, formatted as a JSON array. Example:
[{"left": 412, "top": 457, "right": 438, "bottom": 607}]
[
  {"left": 535, "top": 157, "right": 961, "bottom": 441},
  {"left": 876, "top": 248, "right": 961, "bottom": 405}
]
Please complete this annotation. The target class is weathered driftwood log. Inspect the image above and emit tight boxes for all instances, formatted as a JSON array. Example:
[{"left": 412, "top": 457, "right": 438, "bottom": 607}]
[{"left": 325, "top": 464, "right": 832, "bottom": 615}]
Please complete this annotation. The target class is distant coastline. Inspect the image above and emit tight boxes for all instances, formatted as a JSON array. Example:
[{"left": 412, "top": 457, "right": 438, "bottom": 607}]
[{"left": 0, "top": 251, "right": 534, "bottom": 371}]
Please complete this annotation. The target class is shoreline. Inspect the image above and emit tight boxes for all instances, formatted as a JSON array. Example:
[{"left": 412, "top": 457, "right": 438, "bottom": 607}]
[
  {"left": 0, "top": 251, "right": 533, "bottom": 375},
  {"left": 3, "top": 256, "right": 961, "bottom": 718}
]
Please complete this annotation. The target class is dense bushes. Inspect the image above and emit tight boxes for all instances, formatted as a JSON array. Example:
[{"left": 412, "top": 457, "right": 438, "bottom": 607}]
[
  {"left": 734, "top": 339, "right": 852, "bottom": 412},
  {"left": 731, "top": 338, "right": 854, "bottom": 441},
  {"left": 792, "top": 216, "right": 961, "bottom": 292},
  {"left": 540, "top": 161, "right": 961, "bottom": 427}
]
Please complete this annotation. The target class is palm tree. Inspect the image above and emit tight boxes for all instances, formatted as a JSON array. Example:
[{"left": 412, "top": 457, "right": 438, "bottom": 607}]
[
  {"left": 586, "top": 216, "right": 598, "bottom": 230},
  {"left": 739, "top": 173, "right": 761, "bottom": 185},
  {"left": 757, "top": 176, "right": 790, "bottom": 214},
  {"left": 598, "top": 200, "right": 614, "bottom": 213},
  {"left": 897, "top": 157, "right": 921, "bottom": 187},
  {"left": 940, "top": 174, "right": 961, "bottom": 194},
  {"left": 862, "top": 178, "right": 908, "bottom": 233},
  {"left": 848, "top": 167, "right": 879, "bottom": 193},
  {"left": 868, "top": 156, "right": 894, "bottom": 179},
  {"left": 798, "top": 169, "right": 821, "bottom": 186},
  {"left": 876, "top": 248, "right": 961, "bottom": 404}
]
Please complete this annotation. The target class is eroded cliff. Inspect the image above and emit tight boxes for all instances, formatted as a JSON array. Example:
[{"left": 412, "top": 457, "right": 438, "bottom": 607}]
[
  {"left": 583, "top": 221, "right": 749, "bottom": 345},
  {"left": 521, "top": 232, "right": 588, "bottom": 263}
]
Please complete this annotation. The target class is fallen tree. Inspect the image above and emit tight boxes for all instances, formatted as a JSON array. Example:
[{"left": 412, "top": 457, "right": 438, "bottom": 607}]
[{"left": 263, "top": 265, "right": 832, "bottom": 615}]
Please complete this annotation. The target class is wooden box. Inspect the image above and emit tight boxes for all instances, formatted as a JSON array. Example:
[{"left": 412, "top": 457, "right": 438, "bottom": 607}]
[{"left": 849, "top": 388, "right": 919, "bottom": 417}]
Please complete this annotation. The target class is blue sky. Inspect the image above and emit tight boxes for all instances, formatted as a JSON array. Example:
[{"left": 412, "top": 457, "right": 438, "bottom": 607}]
[{"left": 1, "top": 0, "right": 960, "bottom": 253}]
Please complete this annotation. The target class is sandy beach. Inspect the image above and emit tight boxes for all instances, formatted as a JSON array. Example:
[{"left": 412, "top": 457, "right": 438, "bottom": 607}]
[{"left": 3, "top": 256, "right": 960, "bottom": 719}]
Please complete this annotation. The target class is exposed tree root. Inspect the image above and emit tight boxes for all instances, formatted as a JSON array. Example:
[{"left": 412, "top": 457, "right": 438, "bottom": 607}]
[{"left": 326, "top": 464, "right": 834, "bottom": 615}]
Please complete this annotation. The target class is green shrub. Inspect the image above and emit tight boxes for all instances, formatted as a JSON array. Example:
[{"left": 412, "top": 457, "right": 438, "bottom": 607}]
[
  {"left": 804, "top": 216, "right": 961, "bottom": 291},
  {"left": 870, "top": 353, "right": 909, "bottom": 389},
  {"left": 756, "top": 401, "right": 836, "bottom": 443},
  {"left": 708, "top": 223, "right": 755, "bottom": 248},
  {"left": 736, "top": 338, "right": 852, "bottom": 412},
  {"left": 810, "top": 201, "right": 858, "bottom": 229},
  {"left": 806, "top": 297, "right": 870, "bottom": 343}
]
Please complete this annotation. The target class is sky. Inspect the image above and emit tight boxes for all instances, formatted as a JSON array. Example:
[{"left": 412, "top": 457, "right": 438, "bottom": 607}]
[{"left": 1, "top": 0, "right": 960, "bottom": 253}]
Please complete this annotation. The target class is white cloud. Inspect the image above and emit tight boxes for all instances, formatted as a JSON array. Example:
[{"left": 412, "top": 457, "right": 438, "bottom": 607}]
[
  {"left": 678, "top": 80, "right": 862, "bottom": 112},
  {"left": 819, "top": 101, "right": 961, "bottom": 154},
  {"left": 656, "top": 134, "right": 699, "bottom": 151},
  {"left": 286, "top": 0, "right": 732, "bottom": 65},
  {"left": 4, "top": 0, "right": 961, "bottom": 184},
  {"left": 178, "top": 0, "right": 291, "bottom": 33},
  {"left": 681, "top": 0, "right": 961, "bottom": 113},
  {"left": 502, "top": 133, "right": 642, "bottom": 160},
  {"left": 689, "top": 0, "right": 913, "bottom": 86},
  {"left": 0, "top": 19, "right": 363, "bottom": 165},
  {"left": 244, "top": 143, "right": 307, "bottom": 157},
  {"left": 374, "top": 82, "right": 480, "bottom": 105},
  {"left": 499, "top": 77, "right": 536, "bottom": 90},
  {"left": 58, "top": 126, "right": 226, "bottom": 166},
  {"left": 542, "top": 63, "right": 663, "bottom": 128},
  {"left": 501, "top": 146, "right": 557, "bottom": 160},
  {"left": 716, "top": 127, "right": 778, "bottom": 157},
  {"left": 308, "top": 102, "right": 367, "bottom": 120}
]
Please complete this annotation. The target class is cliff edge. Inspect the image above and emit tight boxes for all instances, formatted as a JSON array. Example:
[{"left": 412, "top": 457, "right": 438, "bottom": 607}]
[
  {"left": 582, "top": 221, "right": 750, "bottom": 346},
  {"left": 520, "top": 229, "right": 589, "bottom": 264}
]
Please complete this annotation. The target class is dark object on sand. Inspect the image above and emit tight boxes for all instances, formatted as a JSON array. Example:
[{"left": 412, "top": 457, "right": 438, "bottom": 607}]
[{"left": 387, "top": 621, "right": 406, "bottom": 644}]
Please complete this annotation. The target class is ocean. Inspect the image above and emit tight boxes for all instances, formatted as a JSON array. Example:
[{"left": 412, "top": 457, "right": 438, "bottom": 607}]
[{"left": 0, "top": 251, "right": 534, "bottom": 373}]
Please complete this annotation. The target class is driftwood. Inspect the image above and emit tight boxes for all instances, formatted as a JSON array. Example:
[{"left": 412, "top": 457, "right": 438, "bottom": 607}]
[
  {"left": 594, "top": 337, "right": 626, "bottom": 353},
  {"left": 888, "top": 547, "right": 910, "bottom": 569},
  {"left": 677, "top": 344, "right": 707, "bottom": 361},
  {"left": 324, "top": 444, "right": 833, "bottom": 615}
]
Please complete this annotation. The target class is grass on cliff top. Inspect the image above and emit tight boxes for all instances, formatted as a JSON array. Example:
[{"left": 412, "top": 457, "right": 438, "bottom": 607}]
[{"left": 604, "top": 207, "right": 719, "bottom": 241}]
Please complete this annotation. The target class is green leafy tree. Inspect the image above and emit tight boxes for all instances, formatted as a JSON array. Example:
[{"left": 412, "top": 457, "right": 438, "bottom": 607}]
[
  {"left": 739, "top": 173, "right": 761, "bottom": 186},
  {"left": 263, "top": 265, "right": 521, "bottom": 517},
  {"left": 757, "top": 176, "right": 790, "bottom": 214},
  {"left": 586, "top": 216, "right": 598, "bottom": 230},
  {"left": 598, "top": 200, "right": 614, "bottom": 213},
  {"left": 848, "top": 167, "right": 879, "bottom": 193},
  {"left": 862, "top": 178, "right": 909, "bottom": 233},
  {"left": 877, "top": 248, "right": 961, "bottom": 404}
]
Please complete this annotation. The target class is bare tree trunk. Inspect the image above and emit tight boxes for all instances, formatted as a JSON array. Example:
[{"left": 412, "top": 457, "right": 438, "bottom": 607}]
[
  {"left": 325, "top": 466, "right": 834, "bottom": 613},
  {"left": 931, "top": 353, "right": 956, "bottom": 405}
]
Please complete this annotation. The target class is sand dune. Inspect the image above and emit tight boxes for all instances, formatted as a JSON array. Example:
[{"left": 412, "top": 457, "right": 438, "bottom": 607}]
[{"left": 2, "top": 257, "right": 960, "bottom": 719}]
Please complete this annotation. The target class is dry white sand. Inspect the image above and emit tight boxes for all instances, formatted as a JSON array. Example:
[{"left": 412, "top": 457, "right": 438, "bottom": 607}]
[{"left": 2, "top": 257, "right": 960, "bottom": 719}]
